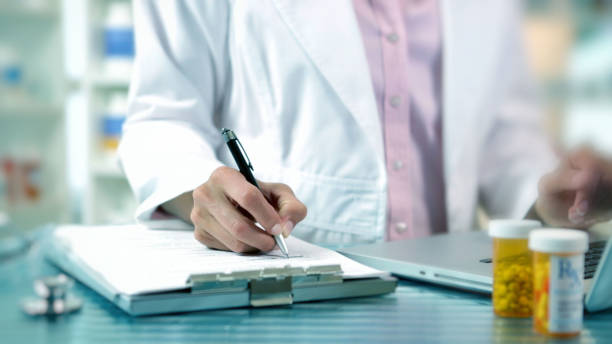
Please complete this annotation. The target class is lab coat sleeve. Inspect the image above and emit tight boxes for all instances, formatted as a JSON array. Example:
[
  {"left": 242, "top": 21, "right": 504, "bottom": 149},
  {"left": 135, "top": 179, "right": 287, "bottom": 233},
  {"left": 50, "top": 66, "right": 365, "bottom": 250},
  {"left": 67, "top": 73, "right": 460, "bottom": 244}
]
[
  {"left": 477, "top": 3, "right": 557, "bottom": 219},
  {"left": 118, "top": 0, "right": 229, "bottom": 220}
]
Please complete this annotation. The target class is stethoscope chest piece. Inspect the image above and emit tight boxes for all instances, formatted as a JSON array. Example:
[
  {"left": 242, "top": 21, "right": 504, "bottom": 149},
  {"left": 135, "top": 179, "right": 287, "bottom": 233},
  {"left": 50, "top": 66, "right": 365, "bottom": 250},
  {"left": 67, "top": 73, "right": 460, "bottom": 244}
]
[{"left": 21, "top": 274, "right": 83, "bottom": 316}]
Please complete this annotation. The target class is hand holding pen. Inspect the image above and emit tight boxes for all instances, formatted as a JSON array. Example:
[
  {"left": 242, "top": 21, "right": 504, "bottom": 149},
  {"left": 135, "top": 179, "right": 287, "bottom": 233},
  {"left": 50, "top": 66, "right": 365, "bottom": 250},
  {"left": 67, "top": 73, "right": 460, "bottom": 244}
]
[{"left": 190, "top": 129, "right": 307, "bottom": 254}]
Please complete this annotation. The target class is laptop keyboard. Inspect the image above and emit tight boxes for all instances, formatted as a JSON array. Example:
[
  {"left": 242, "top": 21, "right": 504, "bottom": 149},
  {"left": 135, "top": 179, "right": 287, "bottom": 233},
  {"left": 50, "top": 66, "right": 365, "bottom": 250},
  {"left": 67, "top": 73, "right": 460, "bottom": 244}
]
[
  {"left": 479, "top": 240, "right": 607, "bottom": 280},
  {"left": 585, "top": 240, "right": 606, "bottom": 279}
]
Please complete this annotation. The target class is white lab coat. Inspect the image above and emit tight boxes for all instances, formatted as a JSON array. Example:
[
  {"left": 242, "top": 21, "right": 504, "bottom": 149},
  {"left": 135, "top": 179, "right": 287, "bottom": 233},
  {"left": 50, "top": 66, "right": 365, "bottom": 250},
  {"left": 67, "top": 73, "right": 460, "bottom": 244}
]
[{"left": 119, "top": 0, "right": 556, "bottom": 246}]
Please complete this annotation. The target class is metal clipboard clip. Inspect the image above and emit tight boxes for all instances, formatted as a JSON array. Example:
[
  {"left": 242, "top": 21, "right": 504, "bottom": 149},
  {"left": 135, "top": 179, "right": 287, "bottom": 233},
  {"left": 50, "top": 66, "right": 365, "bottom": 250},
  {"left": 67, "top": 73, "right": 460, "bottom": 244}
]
[{"left": 187, "top": 264, "right": 343, "bottom": 307}]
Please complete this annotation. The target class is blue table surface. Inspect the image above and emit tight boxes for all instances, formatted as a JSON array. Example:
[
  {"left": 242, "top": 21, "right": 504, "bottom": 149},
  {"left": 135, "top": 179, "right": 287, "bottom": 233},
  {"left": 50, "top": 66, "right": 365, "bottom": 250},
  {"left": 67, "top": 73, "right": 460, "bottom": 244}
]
[{"left": 1, "top": 238, "right": 612, "bottom": 344}]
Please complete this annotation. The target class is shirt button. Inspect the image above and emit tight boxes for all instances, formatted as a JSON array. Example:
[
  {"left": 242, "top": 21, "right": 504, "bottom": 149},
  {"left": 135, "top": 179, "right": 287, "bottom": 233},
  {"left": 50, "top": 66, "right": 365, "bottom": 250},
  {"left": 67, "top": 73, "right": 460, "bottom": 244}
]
[
  {"left": 389, "top": 96, "right": 401, "bottom": 108},
  {"left": 393, "top": 160, "right": 404, "bottom": 170},
  {"left": 386, "top": 33, "right": 399, "bottom": 43},
  {"left": 395, "top": 222, "right": 408, "bottom": 233}
]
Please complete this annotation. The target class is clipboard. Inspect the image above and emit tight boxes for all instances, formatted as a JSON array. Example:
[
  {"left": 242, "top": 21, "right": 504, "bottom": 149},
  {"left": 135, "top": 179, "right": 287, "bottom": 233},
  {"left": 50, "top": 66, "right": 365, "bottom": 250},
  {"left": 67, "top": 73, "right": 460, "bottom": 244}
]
[{"left": 45, "top": 224, "right": 397, "bottom": 316}]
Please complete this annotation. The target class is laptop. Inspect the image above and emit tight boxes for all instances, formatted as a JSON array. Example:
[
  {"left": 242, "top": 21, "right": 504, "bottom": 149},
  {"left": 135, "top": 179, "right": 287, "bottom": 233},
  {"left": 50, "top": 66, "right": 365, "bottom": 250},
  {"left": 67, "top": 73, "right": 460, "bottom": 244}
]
[{"left": 339, "top": 230, "right": 612, "bottom": 312}]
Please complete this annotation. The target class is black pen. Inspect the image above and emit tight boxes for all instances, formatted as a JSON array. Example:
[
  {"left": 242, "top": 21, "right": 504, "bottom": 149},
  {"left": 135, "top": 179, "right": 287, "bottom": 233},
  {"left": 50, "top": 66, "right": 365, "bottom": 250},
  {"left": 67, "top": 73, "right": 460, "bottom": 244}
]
[{"left": 221, "top": 128, "right": 289, "bottom": 257}]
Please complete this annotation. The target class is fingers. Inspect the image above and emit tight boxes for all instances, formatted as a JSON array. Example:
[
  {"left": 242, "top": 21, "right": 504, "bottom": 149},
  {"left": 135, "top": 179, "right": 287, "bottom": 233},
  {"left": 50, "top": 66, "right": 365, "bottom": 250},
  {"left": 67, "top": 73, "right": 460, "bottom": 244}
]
[
  {"left": 553, "top": 148, "right": 604, "bottom": 226},
  {"left": 568, "top": 170, "right": 602, "bottom": 225},
  {"left": 193, "top": 226, "right": 228, "bottom": 251},
  {"left": 568, "top": 193, "right": 589, "bottom": 226},
  {"left": 213, "top": 168, "right": 284, "bottom": 235},
  {"left": 205, "top": 196, "right": 277, "bottom": 251},
  {"left": 566, "top": 147, "right": 602, "bottom": 203},
  {"left": 539, "top": 161, "right": 600, "bottom": 195},
  {"left": 260, "top": 182, "right": 308, "bottom": 237},
  {"left": 538, "top": 160, "right": 598, "bottom": 227},
  {"left": 538, "top": 168, "right": 579, "bottom": 196},
  {"left": 569, "top": 166, "right": 601, "bottom": 204},
  {"left": 568, "top": 146, "right": 599, "bottom": 170},
  {"left": 193, "top": 166, "right": 306, "bottom": 252},
  {"left": 191, "top": 207, "right": 261, "bottom": 253},
  {"left": 537, "top": 147, "right": 612, "bottom": 228}
]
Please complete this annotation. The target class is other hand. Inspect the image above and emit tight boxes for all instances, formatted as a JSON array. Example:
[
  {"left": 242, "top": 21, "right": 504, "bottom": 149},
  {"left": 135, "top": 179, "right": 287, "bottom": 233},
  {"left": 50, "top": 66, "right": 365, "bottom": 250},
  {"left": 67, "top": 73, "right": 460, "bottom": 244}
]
[{"left": 536, "top": 148, "right": 612, "bottom": 228}]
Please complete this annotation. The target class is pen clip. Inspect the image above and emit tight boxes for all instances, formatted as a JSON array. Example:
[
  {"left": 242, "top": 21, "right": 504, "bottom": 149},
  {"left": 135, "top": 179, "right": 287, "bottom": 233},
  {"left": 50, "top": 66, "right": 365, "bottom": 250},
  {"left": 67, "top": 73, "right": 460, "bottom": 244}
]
[{"left": 235, "top": 137, "right": 254, "bottom": 171}]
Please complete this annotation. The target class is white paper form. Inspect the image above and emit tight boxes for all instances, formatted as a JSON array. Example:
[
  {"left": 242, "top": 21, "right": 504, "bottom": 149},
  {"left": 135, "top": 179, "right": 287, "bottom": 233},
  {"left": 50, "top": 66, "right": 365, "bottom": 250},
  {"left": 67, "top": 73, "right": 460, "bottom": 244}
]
[{"left": 52, "top": 225, "right": 385, "bottom": 295}]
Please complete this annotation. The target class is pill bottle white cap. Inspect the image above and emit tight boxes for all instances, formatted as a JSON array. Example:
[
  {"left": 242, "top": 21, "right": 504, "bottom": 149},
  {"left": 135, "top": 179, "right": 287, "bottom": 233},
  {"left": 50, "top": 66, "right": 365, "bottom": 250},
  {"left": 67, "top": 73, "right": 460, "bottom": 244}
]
[
  {"left": 488, "top": 219, "right": 542, "bottom": 239},
  {"left": 529, "top": 229, "right": 588, "bottom": 253}
]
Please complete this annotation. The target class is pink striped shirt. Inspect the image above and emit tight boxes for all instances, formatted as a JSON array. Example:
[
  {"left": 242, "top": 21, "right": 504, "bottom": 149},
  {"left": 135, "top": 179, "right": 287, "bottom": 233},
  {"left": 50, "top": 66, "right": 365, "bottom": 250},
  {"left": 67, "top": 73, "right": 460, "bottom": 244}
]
[{"left": 353, "top": 0, "right": 447, "bottom": 240}]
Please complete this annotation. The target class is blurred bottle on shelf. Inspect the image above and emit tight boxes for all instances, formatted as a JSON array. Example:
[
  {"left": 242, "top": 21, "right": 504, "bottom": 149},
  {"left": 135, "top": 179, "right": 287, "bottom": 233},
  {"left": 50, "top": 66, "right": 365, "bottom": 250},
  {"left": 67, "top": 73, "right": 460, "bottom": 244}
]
[
  {"left": 0, "top": 45, "right": 27, "bottom": 105},
  {"left": 103, "top": 2, "right": 134, "bottom": 78},
  {"left": 0, "top": 149, "right": 42, "bottom": 207},
  {"left": 1, "top": 155, "right": 19, "bottom": 206},
  {"left": 101, "top": 93, "right": 127, "bottom": 153},
  {"left": 21, "top": 149, "right": 42, "bottom": 202},
  {"left": 0, "top": 156, "right": 7, "bottom": 211}
]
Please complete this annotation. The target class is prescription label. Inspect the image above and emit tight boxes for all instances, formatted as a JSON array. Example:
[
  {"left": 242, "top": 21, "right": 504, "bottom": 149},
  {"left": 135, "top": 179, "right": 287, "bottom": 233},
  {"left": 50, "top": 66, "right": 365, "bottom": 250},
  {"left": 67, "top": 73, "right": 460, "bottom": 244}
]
[{"left": 548, "top": 255, "right": 584, "bottom": 333}]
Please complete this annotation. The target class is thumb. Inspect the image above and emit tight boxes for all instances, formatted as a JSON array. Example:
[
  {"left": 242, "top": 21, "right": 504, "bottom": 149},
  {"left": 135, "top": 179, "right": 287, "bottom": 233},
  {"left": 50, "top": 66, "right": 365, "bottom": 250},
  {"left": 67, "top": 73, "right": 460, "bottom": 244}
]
[
  {"left": 569, "top": 190, "right": 589, "bottom": 225},
  {"left": 259, "top": 181, "right": 307, "bottom": 237},
  {"left": 568, "top": 169, "right": 601, "bottom": 225}
]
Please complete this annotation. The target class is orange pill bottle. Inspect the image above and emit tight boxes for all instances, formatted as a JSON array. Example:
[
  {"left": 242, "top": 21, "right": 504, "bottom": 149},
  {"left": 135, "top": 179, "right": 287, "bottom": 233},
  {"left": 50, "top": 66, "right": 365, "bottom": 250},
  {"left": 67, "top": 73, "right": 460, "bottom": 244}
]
[
  {"left": 529, "top": 229, "right": 588, "bottom": 337},
  {"left": 489, "top": 219, "right": 541, "bottom": 317}
]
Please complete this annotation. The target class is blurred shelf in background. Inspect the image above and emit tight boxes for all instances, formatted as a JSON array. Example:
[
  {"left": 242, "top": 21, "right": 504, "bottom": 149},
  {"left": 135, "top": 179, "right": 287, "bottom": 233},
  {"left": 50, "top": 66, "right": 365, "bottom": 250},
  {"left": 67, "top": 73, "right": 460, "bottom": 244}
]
[
  {"left": 90, "top": 74, "right": 131, "bottom": 88},
  {"left": 0, "top": 3, "right": 59, "bottom": 21},
  {"left": 0, "top": 0, "right": 67, "bottom": 232},
  {"left": 0, "top": 103, "right": 63, "bottom": 118},
  {"left": 68, "top": 73, "right": 131, "bottom": 89},
  {"left": 63, "top": 0, "right": 136, "bottom": 224},
  {"left": 91, "top": 157, "right": 124, "bottom": 179},
  {"left": 523, "top": 0, "right": 612, "bottom": 154}
]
